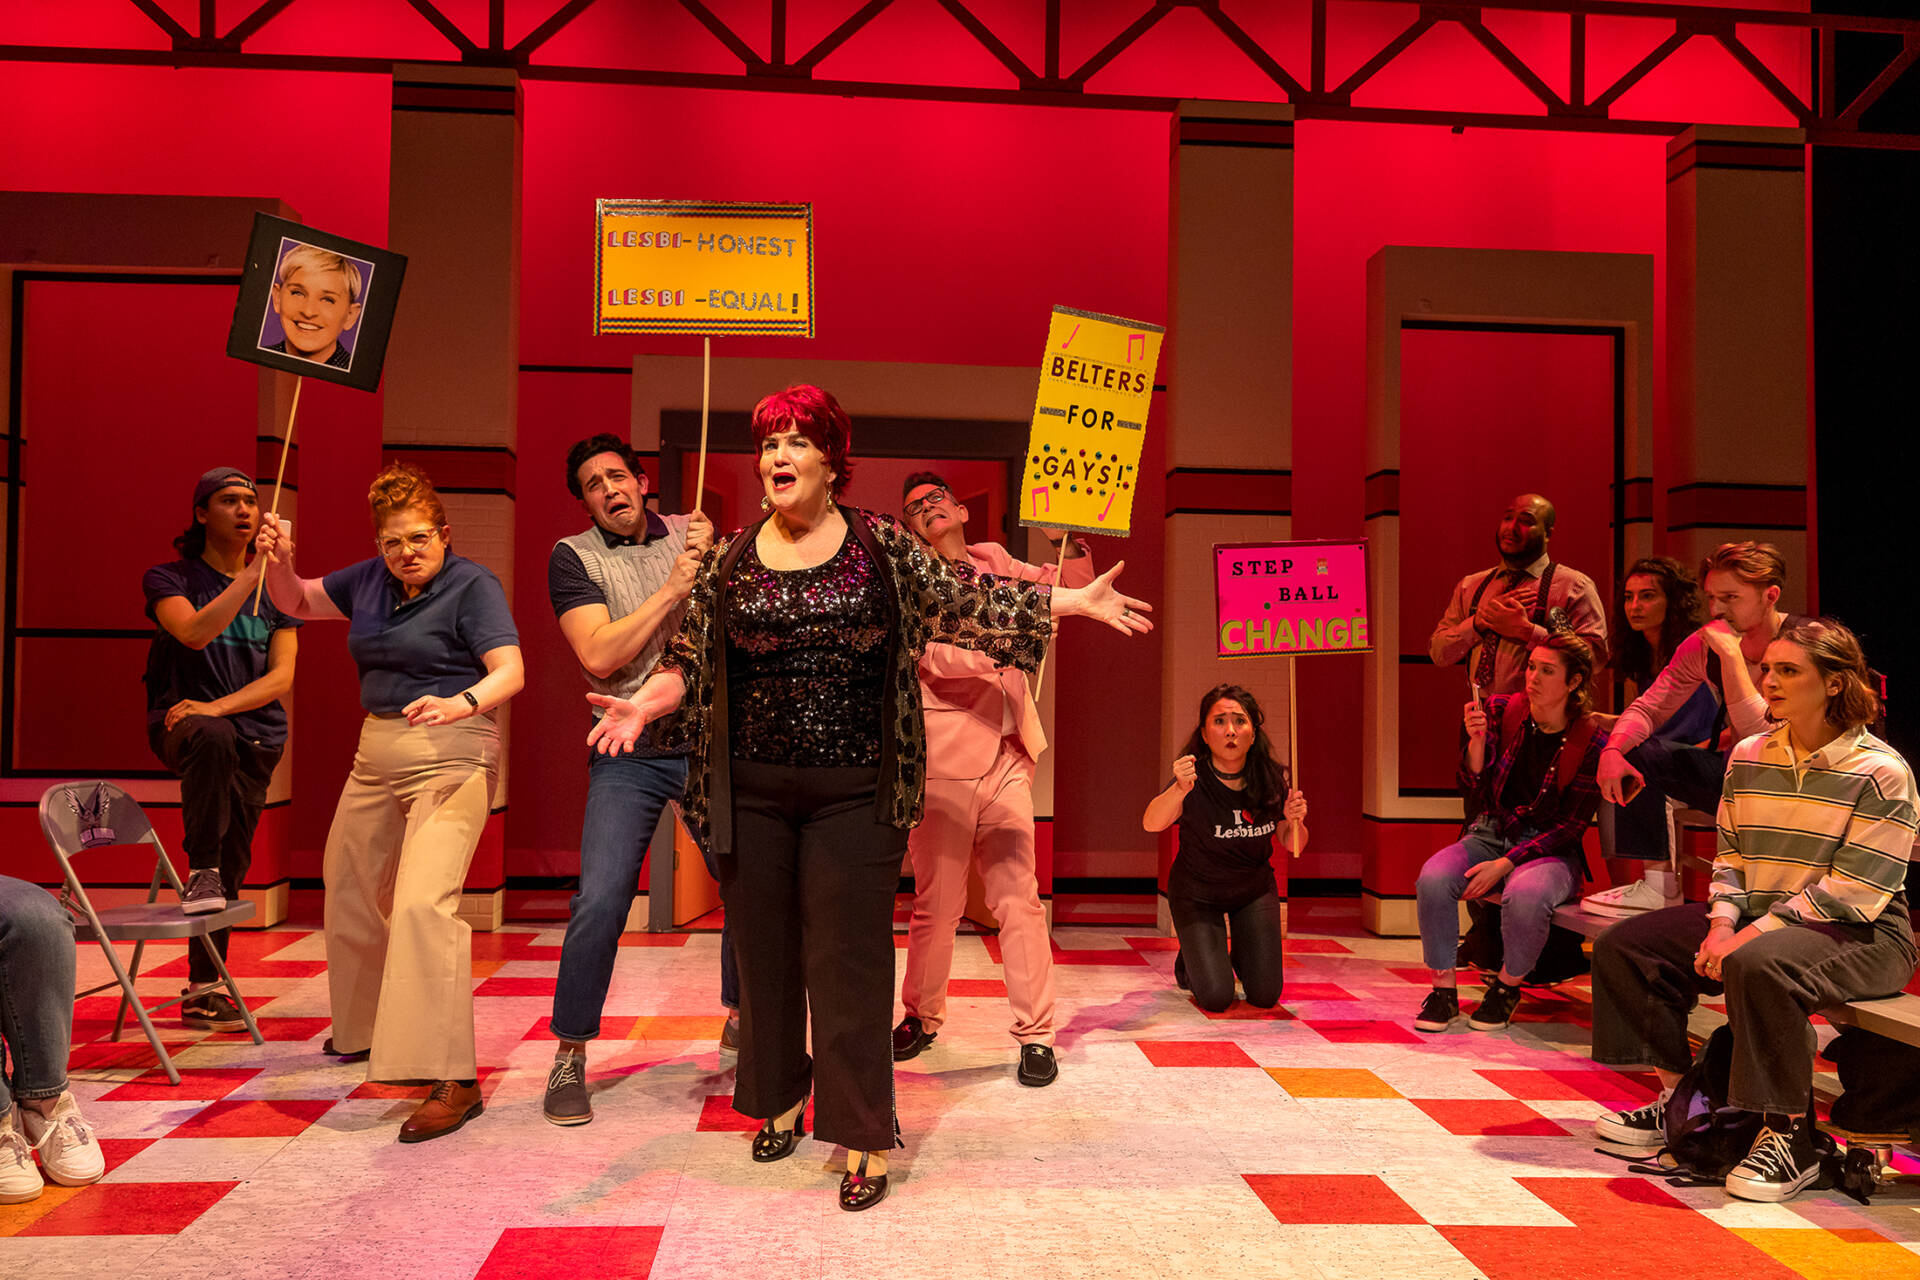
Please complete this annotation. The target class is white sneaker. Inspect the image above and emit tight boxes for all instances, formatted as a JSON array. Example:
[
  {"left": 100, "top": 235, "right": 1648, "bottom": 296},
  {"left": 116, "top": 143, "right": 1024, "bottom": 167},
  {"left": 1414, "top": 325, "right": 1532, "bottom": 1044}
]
[
  {"left": 0, "top": 1108, "right": 44, "bottom": 1203},
  {"left": 1582, "top": 880, "right": 1668, "bottom": 918},
  {"left": 19, "top": 1092, "right": 105, "bottom": 1187}
]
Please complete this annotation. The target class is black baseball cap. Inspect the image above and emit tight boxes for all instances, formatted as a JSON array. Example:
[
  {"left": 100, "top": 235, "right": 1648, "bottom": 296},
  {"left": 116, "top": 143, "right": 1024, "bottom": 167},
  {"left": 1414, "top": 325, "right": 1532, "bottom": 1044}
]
[{"left": 193, "top": 467, "right": 257, "bottom": 509}]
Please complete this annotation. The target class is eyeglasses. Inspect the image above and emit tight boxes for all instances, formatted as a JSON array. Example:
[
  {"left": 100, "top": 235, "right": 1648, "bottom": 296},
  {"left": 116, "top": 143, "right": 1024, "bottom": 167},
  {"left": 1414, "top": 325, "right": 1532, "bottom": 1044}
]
[
  {"left": 376, "top": 529, "right": 442, "bottom": 557},
  {"left": 903, "top": 487, "right": 950, "bottom": 520}
]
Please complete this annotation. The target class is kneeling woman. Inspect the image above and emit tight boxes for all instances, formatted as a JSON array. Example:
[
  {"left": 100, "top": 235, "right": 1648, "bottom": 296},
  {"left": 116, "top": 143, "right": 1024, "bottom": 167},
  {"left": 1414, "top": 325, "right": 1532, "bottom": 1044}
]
[
  {"left": 1414, "top": 631, "right": 1606, "bottom": 1033},
  {"left": 1591, "top": 620, "right": 1916, "bottom": 1203},
  {"left": 1143, "top": 684, "right": 1307, "bottom": 1013}
]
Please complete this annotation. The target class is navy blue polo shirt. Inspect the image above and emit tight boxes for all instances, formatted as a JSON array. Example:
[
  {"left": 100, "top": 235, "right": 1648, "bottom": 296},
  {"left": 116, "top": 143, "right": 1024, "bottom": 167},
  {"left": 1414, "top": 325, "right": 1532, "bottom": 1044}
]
[{"left": 322, "top": 552, "right": 519, "bottom": 714}]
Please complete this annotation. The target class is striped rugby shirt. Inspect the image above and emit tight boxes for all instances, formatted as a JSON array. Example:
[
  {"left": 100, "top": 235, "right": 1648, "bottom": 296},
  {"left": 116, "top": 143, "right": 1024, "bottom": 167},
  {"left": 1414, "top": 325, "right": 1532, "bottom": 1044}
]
[{"left": 1711, "top": 722, "right": 1918, "bottom": 932}]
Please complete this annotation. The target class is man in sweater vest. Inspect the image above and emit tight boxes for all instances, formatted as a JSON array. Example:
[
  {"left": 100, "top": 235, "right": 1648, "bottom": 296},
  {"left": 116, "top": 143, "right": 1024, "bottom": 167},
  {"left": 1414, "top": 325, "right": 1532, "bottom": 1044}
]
[
  {"left": 890, "top": 473, "right": 1093, "bottom": 1088},
  {"left": 1592, "top": 542, "right": 1806, "bottom": 915},
  {"left": 542, "top": 434, "right": 716, "bottom": 1126}
]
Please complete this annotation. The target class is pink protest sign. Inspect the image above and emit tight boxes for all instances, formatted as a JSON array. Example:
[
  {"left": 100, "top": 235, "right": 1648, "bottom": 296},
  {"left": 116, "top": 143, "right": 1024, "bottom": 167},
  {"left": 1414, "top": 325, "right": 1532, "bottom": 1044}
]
[{"left": 1213, "top": 540, "right": 1371, "bottom": 658}]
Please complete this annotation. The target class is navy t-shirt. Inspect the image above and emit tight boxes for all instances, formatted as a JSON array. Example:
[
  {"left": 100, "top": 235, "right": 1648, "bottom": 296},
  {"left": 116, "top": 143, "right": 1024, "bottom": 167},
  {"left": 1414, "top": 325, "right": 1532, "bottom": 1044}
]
[
  {"left": 143, "top": 558, "right": 302, "bottom": 748},
  {"left": 322, "top": 552, "right": 519, "bottom": 714}
]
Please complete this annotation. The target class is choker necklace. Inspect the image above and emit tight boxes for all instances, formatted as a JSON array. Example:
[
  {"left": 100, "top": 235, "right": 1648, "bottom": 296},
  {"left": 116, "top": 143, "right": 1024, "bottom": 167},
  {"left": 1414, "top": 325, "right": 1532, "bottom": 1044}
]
[{"left": 1213, "top": 764, "right": 1246, "bottom": 780}]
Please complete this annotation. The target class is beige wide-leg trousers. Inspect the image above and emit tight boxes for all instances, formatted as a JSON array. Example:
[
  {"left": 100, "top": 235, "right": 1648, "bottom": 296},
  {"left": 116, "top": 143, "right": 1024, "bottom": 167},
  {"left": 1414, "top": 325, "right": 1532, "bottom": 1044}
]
[{"left": 323, "top": 713, "right": 499, "bottom": 1082}]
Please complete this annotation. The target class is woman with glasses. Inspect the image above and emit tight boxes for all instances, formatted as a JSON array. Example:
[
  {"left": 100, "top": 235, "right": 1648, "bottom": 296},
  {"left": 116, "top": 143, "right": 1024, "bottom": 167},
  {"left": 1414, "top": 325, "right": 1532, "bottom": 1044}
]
[{"left": 255, "top": 463, "right": 522, "bottom": 1143}]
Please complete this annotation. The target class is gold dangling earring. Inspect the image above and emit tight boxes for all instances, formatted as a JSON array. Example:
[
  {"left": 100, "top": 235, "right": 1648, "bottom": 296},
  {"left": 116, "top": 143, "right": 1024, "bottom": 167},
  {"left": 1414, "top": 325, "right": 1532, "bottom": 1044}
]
[{"left": 760, "top": 495, "right": 771, "bottom": 512}]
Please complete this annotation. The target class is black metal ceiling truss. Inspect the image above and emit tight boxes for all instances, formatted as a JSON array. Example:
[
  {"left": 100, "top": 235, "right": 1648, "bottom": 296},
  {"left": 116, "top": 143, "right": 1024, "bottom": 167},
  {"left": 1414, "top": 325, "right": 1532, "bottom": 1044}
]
[{"left": 6, "top": 0, "right": 1918, "bottom": 146}]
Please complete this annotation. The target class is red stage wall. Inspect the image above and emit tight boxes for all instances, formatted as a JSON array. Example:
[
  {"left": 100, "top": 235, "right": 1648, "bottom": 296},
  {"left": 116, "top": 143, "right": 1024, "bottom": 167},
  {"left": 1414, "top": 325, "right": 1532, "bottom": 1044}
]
[{"left": 1, "top": 0, "right": 1809, "bottom": 884}]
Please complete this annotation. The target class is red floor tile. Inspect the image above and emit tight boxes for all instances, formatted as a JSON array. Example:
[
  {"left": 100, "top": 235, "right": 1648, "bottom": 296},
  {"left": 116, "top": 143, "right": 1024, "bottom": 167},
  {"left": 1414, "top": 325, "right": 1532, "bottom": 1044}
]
[
  {"left": 1439, "top": 1177, "right": 1805, "bottom": 1280},
  {"left": 1476, "top": 1068, "right": 1659, "bottom": 1106},
  {"left": 1244, "top": 1173, "right": 1425, "bottom": 1225},
  {"left": 348, "top": 1067, "right": 502, "bottom": 1100},
  {"left": 165, "top": 1098, "right": 336, "bottom": 1138},
  {"left": 17, "top": 1181, "right": 239, "bottom": 1236},
  {"left": 1051, "top": 948, "right": 1148, "bottom": 966},
  {"left": 1136, "top": 1040, "right": 1259, "bottom": 1068},
  {"left": 1411, "top": 1098, "right": 1569, "bottom": 1137},
  {"left": 66, "top": 1039, "right": 200, "bottom": 1071},
  {"left": 1282, "top": 983, "right": 1357, "bottom": 1000},
  {"left": 1283, "top": 938, "right": 1352, "bottom": 954},
  {"left": 96, "top": 1138, "right": 157, "bottom": 1175},
  {"left": 468, "top": 932, "right": 543, "bottom": 959},
  {"left": 948, "top": 978, "right": 1008, "bottom": 997},
  {"left": 1302, "top": 1020, "right": 1424, "bottom": 1045},
  {"left": 618, "top": 933, "right": 691, "bottom": 947},
  {"left": 1123, "top": 936, "right": 1182, "bottom": 952},
  {"left": 695, "top": 1095, "right": 762, "bottom": 1132},
  {"left": 146, "top": 934, "right": 326, "bottom": 979},
  {"left": 206, "top": 1016, "right": 335, "bottom": 1043},
  {"left": 475, "top": 1225, "right": 663, "bottom": 1279},
  {"left": 1201, "top": 1002, "right": 1297, "bottom": 1020},
  {"left": 474, "top": 976, "right": 559, "bottom": 997},
  {"left": 101, "top": 1068, "right": 261, "bottom": 1101},
  {"left": 1386, "top": 966, "right": 1436, "bottom": 985},
  {"left": 521, "top": 1016, "right": 640, "bottom": 1041}
]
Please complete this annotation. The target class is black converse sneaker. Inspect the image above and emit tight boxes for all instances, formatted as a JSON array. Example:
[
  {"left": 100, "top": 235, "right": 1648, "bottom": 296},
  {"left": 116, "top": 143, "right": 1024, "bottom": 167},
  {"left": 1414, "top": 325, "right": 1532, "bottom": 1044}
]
[
  {"left": 180, "top": 868, "right": 226, "bottom": 915},
  {"left": 1725, "top": 1115, "right": 1823, "bottom": 1202},
  {"left": 1468, "top": 977, "right": 1524, "bottom": 1031},
  {"left": 1413, "top": 988, "right": 1460, "bottom": 1032},
  {"left": 1594, "top": 1093, "right": 1669, "bottom": 1147}
]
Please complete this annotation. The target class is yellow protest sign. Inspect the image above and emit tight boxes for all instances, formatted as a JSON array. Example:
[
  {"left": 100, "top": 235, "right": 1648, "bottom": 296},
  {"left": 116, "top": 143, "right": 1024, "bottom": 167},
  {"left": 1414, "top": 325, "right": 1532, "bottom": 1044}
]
[
  {"left": 1021, "top": 305, "right": 1163, "bottom": 535},
  {"left": 594, "top": 199, "right": 814, "bottom": 337}
]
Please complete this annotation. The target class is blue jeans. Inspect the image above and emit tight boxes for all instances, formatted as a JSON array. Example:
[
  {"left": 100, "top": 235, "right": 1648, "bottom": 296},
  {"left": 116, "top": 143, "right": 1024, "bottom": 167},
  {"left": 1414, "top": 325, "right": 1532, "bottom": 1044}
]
[
  {"left": 0, "top": 875, "right": 76, "bottom": 1110},
  {"left": 549, "top": 752, "right": 736, "bottom": 1042},
  {"left": 1416, "top": 823, "right": 1578, "bottom": 975}
]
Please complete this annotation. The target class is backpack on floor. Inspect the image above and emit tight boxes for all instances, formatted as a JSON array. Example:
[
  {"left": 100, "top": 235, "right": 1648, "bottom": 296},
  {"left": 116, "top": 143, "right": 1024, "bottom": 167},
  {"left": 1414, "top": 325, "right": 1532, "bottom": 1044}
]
[{"left": 1456, "top": 899, "right": 1591, "bottom": 985}]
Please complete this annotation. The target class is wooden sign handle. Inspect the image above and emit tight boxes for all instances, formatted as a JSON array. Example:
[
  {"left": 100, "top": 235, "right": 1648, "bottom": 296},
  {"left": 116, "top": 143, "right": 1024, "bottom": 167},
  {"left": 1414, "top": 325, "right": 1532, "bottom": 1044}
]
[
  {"left": 1286, "top": 655, "right": 1303, "bottom": 856},
  {"left": 251, "top": 377, "right": 302, "bottom": 616}
]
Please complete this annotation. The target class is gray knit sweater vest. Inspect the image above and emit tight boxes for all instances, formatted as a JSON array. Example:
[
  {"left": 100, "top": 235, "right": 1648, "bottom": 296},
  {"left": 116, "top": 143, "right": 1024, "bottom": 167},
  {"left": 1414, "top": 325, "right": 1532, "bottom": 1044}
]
[{"left": 557, "top": 514, "right": 691, "bottom": 712}]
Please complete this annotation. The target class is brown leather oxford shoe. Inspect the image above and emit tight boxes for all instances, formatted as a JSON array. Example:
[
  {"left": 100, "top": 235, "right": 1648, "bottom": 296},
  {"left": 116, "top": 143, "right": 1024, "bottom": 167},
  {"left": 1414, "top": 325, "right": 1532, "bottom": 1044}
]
[{"left": 397, "top": 1080, "right": 483, "bottom": 1143}]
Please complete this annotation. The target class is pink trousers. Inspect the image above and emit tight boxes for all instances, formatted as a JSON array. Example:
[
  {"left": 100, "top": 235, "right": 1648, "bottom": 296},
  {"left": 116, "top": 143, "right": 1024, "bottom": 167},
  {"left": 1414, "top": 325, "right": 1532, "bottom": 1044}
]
[{"left": 900, "top": 744, "right": 1056, "bottom": 1044}]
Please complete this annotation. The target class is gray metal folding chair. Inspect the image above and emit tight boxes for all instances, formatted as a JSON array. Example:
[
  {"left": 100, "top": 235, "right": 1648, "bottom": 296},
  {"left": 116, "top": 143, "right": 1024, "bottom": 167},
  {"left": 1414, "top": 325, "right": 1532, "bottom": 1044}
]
[{"left": 38, "top": 780, "right": 264, "bottom": 1085}]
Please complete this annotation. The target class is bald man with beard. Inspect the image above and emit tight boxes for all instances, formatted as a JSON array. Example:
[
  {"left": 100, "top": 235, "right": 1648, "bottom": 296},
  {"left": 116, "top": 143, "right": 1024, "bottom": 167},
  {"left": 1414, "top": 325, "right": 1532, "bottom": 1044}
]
[{"left": 1430, "top": 492, "right": 1608, "bottom": 697}]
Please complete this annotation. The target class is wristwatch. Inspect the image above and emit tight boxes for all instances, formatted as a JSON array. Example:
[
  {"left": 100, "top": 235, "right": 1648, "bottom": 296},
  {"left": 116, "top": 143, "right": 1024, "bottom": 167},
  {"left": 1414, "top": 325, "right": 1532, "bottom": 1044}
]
[{"left": 461, "top": 691, "right": 480, "bottom": 712}]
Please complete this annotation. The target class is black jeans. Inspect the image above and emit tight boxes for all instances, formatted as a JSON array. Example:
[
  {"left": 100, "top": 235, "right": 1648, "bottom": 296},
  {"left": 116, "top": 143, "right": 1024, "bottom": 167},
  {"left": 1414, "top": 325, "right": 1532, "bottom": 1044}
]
[
  {"left": 152, "top": 717, "right": 279, "bottom": 986},
  {"left": 722, "top": 759, "right": 908, "bottom": 1153},
  {"left": 1609, "top": 737, "right": 1729, "bottom": 861},
  {"left": 1592, "top": 899, "right": 1917, "bottom": 1113},
  {"left": 1169, "top": 888, "right": 1284, "bottom": 1013}
]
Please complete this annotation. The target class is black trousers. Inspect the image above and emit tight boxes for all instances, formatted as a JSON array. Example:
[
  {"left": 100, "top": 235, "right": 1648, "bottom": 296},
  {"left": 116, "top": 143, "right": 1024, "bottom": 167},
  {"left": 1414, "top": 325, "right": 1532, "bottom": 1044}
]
[
  {"left": 152, "top": 717, "right": 280, "bottom": 986},
  {"left": 1169, "top": 887, "right": 1284, "bottom": 1013},
  {"left": 1610, "top": 737, "right": 1729, "bottom": 861},
  {"left": 722, "top": 759, "right": 908, "bottom": 1153},
  {"left": 1592, "top": 899, "right": 1916, "bottom": 1113}
]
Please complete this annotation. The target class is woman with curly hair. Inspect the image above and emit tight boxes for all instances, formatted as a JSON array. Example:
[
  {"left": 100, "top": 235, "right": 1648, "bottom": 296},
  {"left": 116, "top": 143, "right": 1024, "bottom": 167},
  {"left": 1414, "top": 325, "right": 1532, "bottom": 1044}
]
[
  {"left": 588, "top": 384, "right": 1150, "bottom": 1210},
  {"left": 1142, "top": 683, "right": 1307, "bottom": 1014},
  {"left": 256, "top": 463, "right": 523, "bottom": 1143}
]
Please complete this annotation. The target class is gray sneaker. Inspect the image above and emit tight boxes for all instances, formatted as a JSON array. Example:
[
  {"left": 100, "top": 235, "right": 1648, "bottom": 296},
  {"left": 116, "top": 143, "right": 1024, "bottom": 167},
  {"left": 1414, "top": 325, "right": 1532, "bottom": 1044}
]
[
  {"left": 543, "top": 1049, "right": 591, "bottom": 1126},
  {"left": 718, "top": 1010, "right": 741, "bottom": 1063},
  {"left": 180, "top": 868, "right": 226, "bottom": 915}
]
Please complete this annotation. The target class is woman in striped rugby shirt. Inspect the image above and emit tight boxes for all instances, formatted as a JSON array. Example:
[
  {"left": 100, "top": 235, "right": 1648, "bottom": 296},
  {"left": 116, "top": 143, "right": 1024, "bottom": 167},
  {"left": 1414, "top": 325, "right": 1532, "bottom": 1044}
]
[{"left": 1588, "top": 619, "right": 1916, "bottom": 1202}]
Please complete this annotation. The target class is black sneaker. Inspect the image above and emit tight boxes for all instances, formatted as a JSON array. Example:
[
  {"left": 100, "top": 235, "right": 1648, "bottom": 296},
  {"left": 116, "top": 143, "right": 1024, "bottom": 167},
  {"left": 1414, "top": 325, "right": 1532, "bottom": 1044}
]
[
  {"left": 180, "top": 869, "right": 226, "bottom": 915},
  {"left": 1413, "top": 988, "right": 1460, "bottom": 1032},
  {"left": 1016, "top": 1043, "right": 1058, "bottom": 1088},
  {"left": 1726, "top": 1116, "right": 1823, "bottom": 1202},
  {"left": 1594, "top": 1094, "right": 1668, "bottom": 1147},
  {"left": 892, "top": 1015, "right": 935, "bottom": 1062},
  {"left": 718, "top": 1010, "right": 740, "bottom": 1063},
  {"left": 1173, "top": 951, "right": 1189, "bottom": 991},
  {"left": 1468, "top": 978, "right": 1524, "bottom": 1031},
  {"left": 543, "top": 1049, "right": 592, "bottom": 1126},
  {"left": 180, "top": 990, "right": 246, "bottom": 1032}
]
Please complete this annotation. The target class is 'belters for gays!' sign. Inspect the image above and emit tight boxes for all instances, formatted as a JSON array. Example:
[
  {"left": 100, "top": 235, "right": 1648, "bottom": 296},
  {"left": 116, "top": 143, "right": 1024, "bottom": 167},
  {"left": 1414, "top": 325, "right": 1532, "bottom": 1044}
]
[
  {"left": 1214, "top": 540, "right": 1372, "bottom": 658},
  {"left": 1021, "top": 305, "right": 1163, "bottom": 536},
  {"left": 593, "top": 199, "right": 814, "bottom": 337}
]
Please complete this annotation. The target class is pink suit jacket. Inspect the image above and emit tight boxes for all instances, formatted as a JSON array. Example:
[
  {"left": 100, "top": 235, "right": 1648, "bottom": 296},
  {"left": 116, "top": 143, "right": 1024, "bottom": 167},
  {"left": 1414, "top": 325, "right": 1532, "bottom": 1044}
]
[{"left": 919, "top": 539, "right": 1095, "bottom": 781}]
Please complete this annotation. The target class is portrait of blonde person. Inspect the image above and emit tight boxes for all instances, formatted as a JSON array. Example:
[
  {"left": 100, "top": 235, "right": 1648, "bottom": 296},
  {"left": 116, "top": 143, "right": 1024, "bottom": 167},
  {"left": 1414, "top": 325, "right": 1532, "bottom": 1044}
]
[{"left": 258, "top": 241, "right": 366, "bottom": 372}]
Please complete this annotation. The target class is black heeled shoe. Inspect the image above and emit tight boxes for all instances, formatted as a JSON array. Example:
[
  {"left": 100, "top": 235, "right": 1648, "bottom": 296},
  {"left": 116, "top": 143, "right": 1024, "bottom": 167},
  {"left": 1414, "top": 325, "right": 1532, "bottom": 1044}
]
[
  {"left": 839, "top": 1150, "right": 890, "bottom": 1212},
  {"left": 751, "top": 1096, "right": 807, "bottom": 1163}
]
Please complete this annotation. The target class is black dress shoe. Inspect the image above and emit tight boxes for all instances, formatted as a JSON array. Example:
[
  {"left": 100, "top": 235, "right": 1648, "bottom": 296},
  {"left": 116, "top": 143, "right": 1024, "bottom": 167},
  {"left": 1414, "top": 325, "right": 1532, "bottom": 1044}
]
[
  {"left": 839, "top": 1151, "right": 889, "bottom": 1212},
  {"left": 751, "top": 1096, "right": 806, "bottom": 1163},
  {"left": 322, "top": 1037, "right": 370, "bottom": 1062},
  {"left": 891, "top": 1015, "right": 936, "bottom": 1062},
  {"left": 1016, "top": 1043, "right": 1058, "bottom": 1088}
]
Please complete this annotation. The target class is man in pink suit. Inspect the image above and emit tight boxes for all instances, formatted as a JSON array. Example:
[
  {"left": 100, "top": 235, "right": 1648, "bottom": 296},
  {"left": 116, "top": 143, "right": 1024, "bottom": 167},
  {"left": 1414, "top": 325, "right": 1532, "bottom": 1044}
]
[{"left": 892, "top": 473, "right": 1094, "bottom": 1087}]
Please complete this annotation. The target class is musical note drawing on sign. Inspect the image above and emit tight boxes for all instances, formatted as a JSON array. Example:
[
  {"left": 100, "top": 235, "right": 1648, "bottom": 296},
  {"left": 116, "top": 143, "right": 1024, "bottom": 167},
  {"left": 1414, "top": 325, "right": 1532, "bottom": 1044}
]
[
  {"left": 1125, "top": 332, "right": 1147, "bottom": 364},
  {"left": 1059, "top": 323, "right": 1080, "bottom": 351},
  {"left": 1030, "top": 486, "right": 1050, "bottom": 516},
  {"left": 1097, "top": 490, "right": 1118, "bottom": 522}
]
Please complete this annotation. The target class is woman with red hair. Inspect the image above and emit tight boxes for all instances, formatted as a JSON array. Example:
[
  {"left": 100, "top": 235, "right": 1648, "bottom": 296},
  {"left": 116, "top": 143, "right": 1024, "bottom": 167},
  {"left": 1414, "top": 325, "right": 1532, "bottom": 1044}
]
[{"left": 590, "top": 384, "right": 1151, "bottom": 1210}]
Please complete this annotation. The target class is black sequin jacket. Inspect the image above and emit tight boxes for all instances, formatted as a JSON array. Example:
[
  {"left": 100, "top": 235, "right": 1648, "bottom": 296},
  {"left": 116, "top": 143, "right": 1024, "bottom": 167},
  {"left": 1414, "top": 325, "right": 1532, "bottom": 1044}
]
[{"left": 655, "top": 507, "right": 1055, "bottom": 855}]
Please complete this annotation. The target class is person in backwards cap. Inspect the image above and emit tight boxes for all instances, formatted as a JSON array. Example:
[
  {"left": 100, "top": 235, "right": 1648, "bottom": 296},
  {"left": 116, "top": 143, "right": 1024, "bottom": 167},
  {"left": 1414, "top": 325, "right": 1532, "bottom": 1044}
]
[{"left": 142, "top": 467, "right": 301, "bottom": 1032}]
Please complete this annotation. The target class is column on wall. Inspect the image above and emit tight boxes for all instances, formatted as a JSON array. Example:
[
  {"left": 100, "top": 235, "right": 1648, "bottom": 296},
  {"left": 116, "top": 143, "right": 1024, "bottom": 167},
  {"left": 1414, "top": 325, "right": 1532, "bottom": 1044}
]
[
  {"left": 1158, "top": 101, "right": 1295, "bottom": 932},
  {"left": 1664, "top": 126, "right": 1809, "bottom": 609},
  {"left": 384, "top": 65, "right": 523, "bottom": 931}
]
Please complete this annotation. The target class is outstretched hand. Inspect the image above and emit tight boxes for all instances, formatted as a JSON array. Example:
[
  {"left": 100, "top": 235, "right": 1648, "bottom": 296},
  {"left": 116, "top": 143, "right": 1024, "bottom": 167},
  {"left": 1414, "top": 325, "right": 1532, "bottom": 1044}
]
[
  {"left": 1076, "top": 561, "right": 1153, "bottom": 635},
  {"left": 586, "top": 692, "right": 649, "bottom": 755}
]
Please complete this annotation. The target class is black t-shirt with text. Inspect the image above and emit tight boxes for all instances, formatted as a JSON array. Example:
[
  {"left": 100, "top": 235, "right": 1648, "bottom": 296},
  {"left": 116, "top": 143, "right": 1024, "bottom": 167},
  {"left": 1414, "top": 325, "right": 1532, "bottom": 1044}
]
[
  {"left": 1169, "top": 764, "right": 1280, "bottom": 907},
  {"left": 1498, "top": 719, "right": 1568, "bottom": 814}
]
